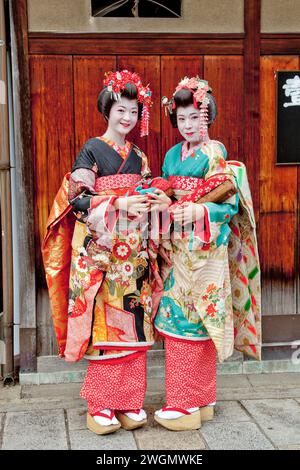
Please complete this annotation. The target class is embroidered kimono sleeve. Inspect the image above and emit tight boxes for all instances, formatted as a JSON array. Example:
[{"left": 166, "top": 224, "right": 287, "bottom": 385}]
[
  {"left": 68, "top": 142, "right": 99, "bottom": 219},
  {"left": 197, "top": 142, "right": 239, "bottom": 246},
  {"left": 68, "top": 142, "right": 118, "bottom": 253}
]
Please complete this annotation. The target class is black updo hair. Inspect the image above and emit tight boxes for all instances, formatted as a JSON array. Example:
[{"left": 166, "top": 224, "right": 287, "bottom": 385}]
[
  {"left": 97, "top": 82, "right": 143, "bottom": 121},
  {"left": 169, "top": 88, "right": 217, "bottom": 128}
]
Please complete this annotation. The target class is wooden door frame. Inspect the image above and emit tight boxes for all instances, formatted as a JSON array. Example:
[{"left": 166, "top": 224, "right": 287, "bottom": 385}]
[{"left": 9, "top": 0, "right": 36, "bottom": 374}]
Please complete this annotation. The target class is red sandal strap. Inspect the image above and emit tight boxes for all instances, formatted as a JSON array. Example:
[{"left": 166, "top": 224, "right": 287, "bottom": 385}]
[
  {"left": 117, "top": 409, "right": 141, "bottom": 415},
  {"left": 161, "top": 407, "right": 191, "bottom": 415},
  {"left": 91, "top": 410, "right": 115, "bottom": 420}
]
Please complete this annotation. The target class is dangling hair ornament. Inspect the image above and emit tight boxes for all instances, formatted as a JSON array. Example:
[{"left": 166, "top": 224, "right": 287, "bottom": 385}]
[
  {"left": 162, "top": 76, "right": 213, "bottom": 138},
  {"left": 103, "top": 70, "right": 153, "bottom": 137},
  {"left": 161, "top": 96, "right": 174, "bottom": 116}
]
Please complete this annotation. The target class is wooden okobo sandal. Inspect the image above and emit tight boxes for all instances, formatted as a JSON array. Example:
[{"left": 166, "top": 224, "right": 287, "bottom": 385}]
[
  {"left": 154, "top": 407, "right": 201, "bottom": 431},
  {"left": 200, "top": 406, "right": 214, "bottom": 422},
  {"left": 87, "top": 410, "right": 121, "bottom": 435},
  {"left": 115, "top": 409, "right": 147, "bottom": 430}
]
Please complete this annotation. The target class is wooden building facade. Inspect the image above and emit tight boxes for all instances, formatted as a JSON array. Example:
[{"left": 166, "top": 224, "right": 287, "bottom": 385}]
[{"left": 3, "top": 0, "right": 300, "bottom": 374}]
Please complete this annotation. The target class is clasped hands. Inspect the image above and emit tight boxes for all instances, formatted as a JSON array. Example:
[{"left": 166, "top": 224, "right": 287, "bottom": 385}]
[
  {"left": 113, "top": 189, "right": 172, "bottom": 218},
  {"left": 114, "top": 192, "right": 205, "bottom": 224}
]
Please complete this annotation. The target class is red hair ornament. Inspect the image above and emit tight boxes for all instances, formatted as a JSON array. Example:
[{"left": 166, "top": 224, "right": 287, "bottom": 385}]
[
  {"left": 162, "top": 76, "right": 212, "bottom": 138},
  {"left": 103, "top": 70, "right": 153, "bottom": 137}
]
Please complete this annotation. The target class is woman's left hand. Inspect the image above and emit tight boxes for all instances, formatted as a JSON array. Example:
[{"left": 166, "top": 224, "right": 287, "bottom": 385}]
[
  {"left": 172, "top": 202, "right": 205, "bottom": 225},
  {"left": 148, "top": 189, "right": 172, "bottom": 212}
]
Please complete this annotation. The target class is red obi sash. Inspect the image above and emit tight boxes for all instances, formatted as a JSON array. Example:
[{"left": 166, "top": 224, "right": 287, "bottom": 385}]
[
  {"left": 95, "top": 174, "right": 173, "bottom": 197},
  {"left": 168, "top": 175, "right": 202, "bottom": 191},
  {"left": 169, "top": 174, "right": 230, "bottom": 210},
  {"left": 95, "top": 174, "right": 141, "bottom": 193}
]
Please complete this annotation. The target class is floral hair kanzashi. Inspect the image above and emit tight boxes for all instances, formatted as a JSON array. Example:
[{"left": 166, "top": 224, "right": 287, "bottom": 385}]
[
  {"left": 103, "top": 70, "right": 153, "bottom": 137},
  {"left": 162, "top": 76, "right": 213, "bottom": 137}
]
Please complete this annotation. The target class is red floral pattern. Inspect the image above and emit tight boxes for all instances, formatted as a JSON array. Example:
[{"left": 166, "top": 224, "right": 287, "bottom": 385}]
[
  {"left": 95, "top": 173, "right": 141, "bottom": 192},
  {"left": 70, "top": 297, "right": 87, "bottom": 318},
  {"left": 112, "top": 242, "right": 132, "bottom": 260},
  {"left": 171, "top": 174, "right": 229, "bottom": 209}
]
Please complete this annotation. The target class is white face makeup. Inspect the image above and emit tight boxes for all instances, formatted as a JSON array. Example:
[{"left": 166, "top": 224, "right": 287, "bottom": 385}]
[
  {"left": 108, "top": 96, "right": 139, "bottom": 137},
  {"left": 176, "top": 104, "right": 202, "bottom": 145}
]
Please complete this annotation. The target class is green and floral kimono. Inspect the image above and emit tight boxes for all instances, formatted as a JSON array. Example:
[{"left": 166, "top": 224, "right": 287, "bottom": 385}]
[{"left": 154, "top": 140, "right": 261, "bottom": 362}]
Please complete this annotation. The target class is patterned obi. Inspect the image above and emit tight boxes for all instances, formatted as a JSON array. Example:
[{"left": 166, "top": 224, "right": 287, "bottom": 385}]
[
  {"left": 95, "top": 174, "right": 172, "bottom": 198},
  {"left": 168, "top": 175, "right": 205, "bottom": 200},
  {"left": 168, "top": 175, "right": 204, "bottom": 191},
  {"left": 95, "top": 173, "right": 141, "bottom": 193},
  {"left": 168, "top": 174, "right": 231, "bottom": 207}
]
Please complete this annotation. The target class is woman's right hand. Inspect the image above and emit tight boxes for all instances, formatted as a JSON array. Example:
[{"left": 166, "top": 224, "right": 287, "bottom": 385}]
[
  {"left": 172, "top": 202, "right": 205, "bottom": 225},
  {"left": 114, "top": 195, "right": 150, "bottom": 217}
]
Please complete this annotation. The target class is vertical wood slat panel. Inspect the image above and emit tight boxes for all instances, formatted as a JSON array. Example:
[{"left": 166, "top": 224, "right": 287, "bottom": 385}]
[
  {"left": 259, "top": 213, "right": 297, "bottom": 315},
  {"left": 260, "top": 56, "right": 299, "bottom": 213},
  {"left": 160, "top": 56, "right": 203, "bottom": 160},
  {"left": 30, "top": 55, "right": 74, "bottom": 260},
  {"left": 259, "top": 55, "right": 299, "bottom": 316},
  {"left": 73, "top": 56, "right": 117, "bottom": 153},
  {"left": 117, "top": 56, "right": 161, "bottom": 177},
  {"left": 30, "top": 55, "right": 74, "bottom": 355},
  {"left": 204, "top": 56, "right": 244, "bottom": 162}
]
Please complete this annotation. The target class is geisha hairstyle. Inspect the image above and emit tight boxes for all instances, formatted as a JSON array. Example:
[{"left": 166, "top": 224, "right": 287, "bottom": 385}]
[
  {"left": 169, "top": 88, "right": 217, "bottom": 129},
  {"left": 97, "top": 83, "right": 143, "bottom": 121}
]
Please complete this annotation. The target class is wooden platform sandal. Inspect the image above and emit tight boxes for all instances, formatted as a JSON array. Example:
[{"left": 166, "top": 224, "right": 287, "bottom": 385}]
[
  {"left": 154, "top": 407, "right": 201, "bottom": 431},
  {"left": 115, "top": 409, "right": 147, "bottom": 430},
  {"left": 87, "top": 409, "right": 121, "bottom": 435},
  {"left": 200, "top": 405, "right": 214, "bottom": 422}
]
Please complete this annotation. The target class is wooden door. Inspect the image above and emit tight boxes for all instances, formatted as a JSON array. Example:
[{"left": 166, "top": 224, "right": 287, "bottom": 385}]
[
  {"left": 30, "top": 53, "right": 245, "bottom": 355},
  {"left": 259, "top": 55, "right": 300, "bottom": 352}
]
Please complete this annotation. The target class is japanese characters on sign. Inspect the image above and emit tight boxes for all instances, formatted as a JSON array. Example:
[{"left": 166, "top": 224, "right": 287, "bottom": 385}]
[{"left": 276, "top": 71, "right": 300, "bottom": 165}]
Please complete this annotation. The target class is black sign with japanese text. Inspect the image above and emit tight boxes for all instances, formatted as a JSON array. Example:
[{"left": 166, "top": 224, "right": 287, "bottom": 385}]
[{"left": 276, "top": 71, "right": 300, "bottom": 165}]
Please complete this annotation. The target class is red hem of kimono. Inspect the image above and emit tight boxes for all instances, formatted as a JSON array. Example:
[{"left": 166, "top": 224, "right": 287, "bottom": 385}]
[
  {"left": 81, "top": 350, "right": 147, "bottom": 412},
  {"left": 165, "top": 337, "right": 217, "bottom": 408},
  {"left": 87, "top": 350, "right": 146, "bottom": 365}
]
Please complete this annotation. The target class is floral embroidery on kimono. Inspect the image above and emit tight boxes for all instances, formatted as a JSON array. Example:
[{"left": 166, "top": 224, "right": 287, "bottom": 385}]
[
  {"left": 43, "top": 137, "right": 158, "bottom": 362},
  {"left": 155, "top": 140, "right": 258, "bottom": 362}
]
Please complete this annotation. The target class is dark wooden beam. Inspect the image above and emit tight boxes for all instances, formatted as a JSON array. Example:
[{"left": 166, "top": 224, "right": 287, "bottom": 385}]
[
  {"left": 261, "top": 34, "right": 300, "bottom": 54},
  {"left": 244, "top": 0, "right": 261, "bottom": 218},
  {"left": 28, "top": 33, "right": 244, "bottom": 55},
  {"left": 9, "top": 0, "right": 37, "bottom": 373},
  {"left": 28, "top": 31, "right": 300, "bottom": 56}
]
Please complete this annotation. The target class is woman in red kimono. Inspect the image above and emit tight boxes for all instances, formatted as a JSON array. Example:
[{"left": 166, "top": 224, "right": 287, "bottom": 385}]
[{"left": 42, "top": 70, "right": 170, "bottom": 435}]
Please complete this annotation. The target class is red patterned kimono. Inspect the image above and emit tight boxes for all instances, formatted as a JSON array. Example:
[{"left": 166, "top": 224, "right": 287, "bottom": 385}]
[{"left": 42, "top": 137, "right": 163, "bottom": 410}]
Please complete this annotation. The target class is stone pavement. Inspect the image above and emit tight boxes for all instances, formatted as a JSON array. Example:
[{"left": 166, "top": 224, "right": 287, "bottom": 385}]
[{"left": 1, "top": 373, "right": 300, "bottom": 450}]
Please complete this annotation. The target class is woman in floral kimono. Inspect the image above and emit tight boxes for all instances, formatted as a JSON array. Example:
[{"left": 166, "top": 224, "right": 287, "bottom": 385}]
[
  {"left": 42, "top": 70, "right": 169, "bottom": 435},
  {"left": 153, "top": 77, "right": 261, "bottom": 431}
]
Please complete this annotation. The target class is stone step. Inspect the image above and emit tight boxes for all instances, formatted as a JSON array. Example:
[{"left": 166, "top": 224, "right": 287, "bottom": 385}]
[
  {"left": 18, "top": 351, "right": 300, "bottom": 385},
  {"left": 37, "top": 349, "right": 165, "bottom": 373}
]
